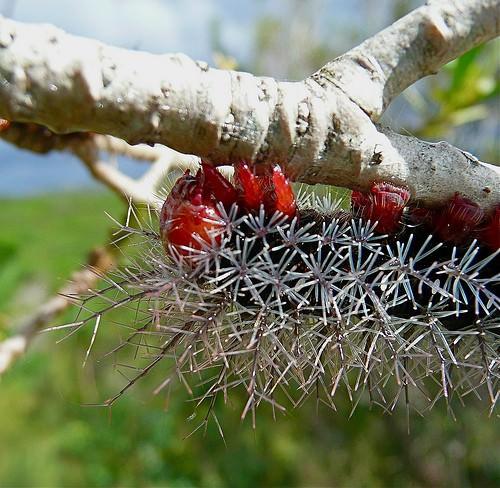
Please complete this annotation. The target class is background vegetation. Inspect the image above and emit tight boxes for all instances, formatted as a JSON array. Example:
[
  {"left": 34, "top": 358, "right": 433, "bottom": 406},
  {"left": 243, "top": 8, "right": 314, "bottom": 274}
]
[{"left": 0, "top": 1, "right": 498, "bottom": 486}]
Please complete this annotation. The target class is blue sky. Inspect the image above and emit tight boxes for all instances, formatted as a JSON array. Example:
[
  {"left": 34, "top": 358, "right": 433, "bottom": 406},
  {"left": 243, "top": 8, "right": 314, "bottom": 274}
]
[{"left": 3, "top": 0, "right": 393, "bottom": 61}]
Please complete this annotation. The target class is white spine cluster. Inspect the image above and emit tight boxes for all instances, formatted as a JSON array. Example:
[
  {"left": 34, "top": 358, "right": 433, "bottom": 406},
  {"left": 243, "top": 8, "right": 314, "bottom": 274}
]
[{"left": 56, "top": 195, "right": 499, "bottom": 420}]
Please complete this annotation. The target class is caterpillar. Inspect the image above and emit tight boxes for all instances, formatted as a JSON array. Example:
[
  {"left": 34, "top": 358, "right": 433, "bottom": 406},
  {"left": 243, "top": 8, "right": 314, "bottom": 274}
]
[{"left": 64, "top": 162, "right": 500, "bottom": 420}]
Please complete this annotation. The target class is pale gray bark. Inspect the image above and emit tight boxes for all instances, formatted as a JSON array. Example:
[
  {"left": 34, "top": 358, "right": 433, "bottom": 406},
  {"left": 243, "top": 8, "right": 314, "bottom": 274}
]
[{"left": 0, "top": 0, "right": 498, "bottom": 208}]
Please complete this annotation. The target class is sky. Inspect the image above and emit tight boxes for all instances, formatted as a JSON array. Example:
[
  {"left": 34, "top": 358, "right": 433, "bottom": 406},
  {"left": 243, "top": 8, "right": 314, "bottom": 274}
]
[{"left": 2, "top": 0, "right": 391, "bottom": 61}]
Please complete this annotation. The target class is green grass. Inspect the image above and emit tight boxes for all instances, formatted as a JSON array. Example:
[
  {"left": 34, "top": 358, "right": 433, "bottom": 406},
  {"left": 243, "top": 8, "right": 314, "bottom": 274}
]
[
  {"left": 0, "top": 191, "right": 123, "bottom": 323},
  {"left": 0, "top": 190, "right": 499, "bottom": 487}
]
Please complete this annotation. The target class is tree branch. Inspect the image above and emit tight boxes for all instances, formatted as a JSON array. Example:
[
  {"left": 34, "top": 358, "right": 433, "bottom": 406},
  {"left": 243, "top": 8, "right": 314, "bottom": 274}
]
[
  {"left": 313, "top": 0, "right": 499, "bottom": 118},
  {"left": 0, "top": 121, "right": 199, "bottom": 208},
  {"left": 74, "top": 143, "right": 177, "bottom": 209},
  {"left": 0, "top": 1, "right": 498, "bottom": 208}
]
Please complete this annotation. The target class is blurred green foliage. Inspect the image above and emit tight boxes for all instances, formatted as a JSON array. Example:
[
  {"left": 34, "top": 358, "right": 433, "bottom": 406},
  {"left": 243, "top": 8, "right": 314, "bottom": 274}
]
[
  {"left": 1, "top": 192, "right": 499, "bottom": 487},
  {"left": 407, "top": 42, "right": 499, "bottom": 138},
  {"left": 0, "top": 193, "right": 122, "bottom": 322},
  {"left": 399, "top": 40, "right": 500, "bottom": 162}
]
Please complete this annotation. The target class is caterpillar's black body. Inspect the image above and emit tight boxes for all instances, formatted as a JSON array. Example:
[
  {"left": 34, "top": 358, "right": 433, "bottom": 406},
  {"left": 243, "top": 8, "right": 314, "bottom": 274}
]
[{"left": 214, "top": 207, "right": 499, "bottom": 332}]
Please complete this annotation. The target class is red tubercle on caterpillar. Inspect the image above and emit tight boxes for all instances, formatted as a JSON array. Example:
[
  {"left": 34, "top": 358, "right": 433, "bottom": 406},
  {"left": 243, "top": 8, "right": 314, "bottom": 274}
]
[
  {"left": 479, "top": 204, "right": 500, "bottom": 250},
  {"left": 233, "top": 163, "right": 266, "bottom": 213},
  {"left": 199, "top": 161, "right": 238, "bottom": 209},
  {"left": 271, "top": 165, "right": 297, "bottom": 217},
  {"left": 0, "top": 118, "right": 10, "bottom": 131},
  {"left": 233, "top": 163, "right": 297, "bottom": 218},
  {"left": 160, "top": 162, "right": 297, "bottom": 255},
  {"left": 351, "top": 181, "right": 411, "bottom": 234},
  {"left": 351, "top": 183, "right": 499, "bottom": 250},
  {"left": 410, "top": 193, "right": 492, "bottom": 247},
  {"left": 432, "top": 193, "right": 485, "bottom": 245}
]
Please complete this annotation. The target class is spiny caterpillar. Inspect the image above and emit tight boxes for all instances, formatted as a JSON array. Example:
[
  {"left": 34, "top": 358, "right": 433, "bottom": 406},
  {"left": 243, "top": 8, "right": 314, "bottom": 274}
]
[{"left": 64, "top": 162, "right": 499, "bottom": 422}]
